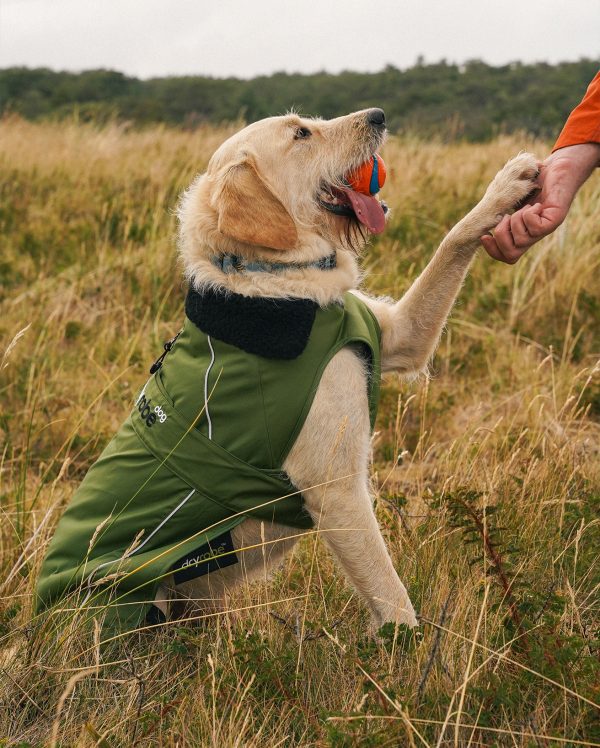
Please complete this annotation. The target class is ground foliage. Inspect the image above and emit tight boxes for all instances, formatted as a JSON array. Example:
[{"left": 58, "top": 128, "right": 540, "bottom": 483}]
[
  {"left": 0, "top": 120, "right": 599, "bottom": 746},
  {"left": 1, "top": 58, "right": 599, "bottom": 140}
]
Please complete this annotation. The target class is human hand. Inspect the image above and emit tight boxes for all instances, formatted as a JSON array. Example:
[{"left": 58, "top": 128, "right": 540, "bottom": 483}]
[{"left": 481, "top": 143, "right": 600, "bottom": 264}]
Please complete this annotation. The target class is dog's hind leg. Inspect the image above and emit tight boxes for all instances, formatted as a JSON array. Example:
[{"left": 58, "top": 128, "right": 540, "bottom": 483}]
[{"left": 172, "top": 519, "right": 303, "bottom": 618}]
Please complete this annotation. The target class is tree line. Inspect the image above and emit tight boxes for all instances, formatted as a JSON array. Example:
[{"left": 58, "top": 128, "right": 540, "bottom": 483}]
[{"left": 1, "top": 59, "right": 598, "bottom": 140}]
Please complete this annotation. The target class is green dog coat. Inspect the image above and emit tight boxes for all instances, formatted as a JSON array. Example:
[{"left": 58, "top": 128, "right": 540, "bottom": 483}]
[{"left": 35, "top": 289, "right": 381, "bottom": 634}]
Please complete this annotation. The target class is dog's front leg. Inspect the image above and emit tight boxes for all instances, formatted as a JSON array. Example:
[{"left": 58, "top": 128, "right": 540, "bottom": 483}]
[
  {"left": 302, "top": 479, "right": 418, "bottom": 630},
  {"left": 285, "top": 348, "right": 418, "bottom": 631},
  {"left": 358, "top": 153, "right": 539, "bottom": 375}
]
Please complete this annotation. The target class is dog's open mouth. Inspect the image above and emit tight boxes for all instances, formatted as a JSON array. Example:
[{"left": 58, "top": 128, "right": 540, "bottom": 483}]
[{"left": 319, "top": 185, "right": 388, "bottom": 234}]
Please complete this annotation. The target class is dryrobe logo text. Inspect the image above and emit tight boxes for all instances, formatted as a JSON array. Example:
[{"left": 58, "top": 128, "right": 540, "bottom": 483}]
[
  {"left": 180, "top": 543, "right": 227, "bottom": 569},
  {"left": 136, "top": 391, "right": 167, "bottom": 427}
]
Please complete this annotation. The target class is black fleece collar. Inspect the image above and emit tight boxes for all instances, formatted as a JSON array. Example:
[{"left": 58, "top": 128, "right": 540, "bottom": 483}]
[{"left": 185, "top": 286, "right": 318, "bottom": 360}]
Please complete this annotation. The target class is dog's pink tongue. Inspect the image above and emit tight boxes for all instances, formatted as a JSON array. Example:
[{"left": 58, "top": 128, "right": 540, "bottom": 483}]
[{"left": 341, "top": 188, "right": 386, "bottom": 234}]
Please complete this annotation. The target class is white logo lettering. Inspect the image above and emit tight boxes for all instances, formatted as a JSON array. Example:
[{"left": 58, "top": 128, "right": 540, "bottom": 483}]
[{"left": 154, "top": 405, "right": 167, "bottom": 423}]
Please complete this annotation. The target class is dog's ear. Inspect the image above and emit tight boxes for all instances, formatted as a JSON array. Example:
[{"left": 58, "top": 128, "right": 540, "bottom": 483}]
[{"left": 215, "top": 162, "right": 298, "bottom": 251}]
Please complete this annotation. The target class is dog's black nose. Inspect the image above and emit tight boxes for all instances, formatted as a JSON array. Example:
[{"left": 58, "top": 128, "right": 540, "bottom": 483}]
[{"left": 367, "top": 108, "right": 386, "bottom": 127}]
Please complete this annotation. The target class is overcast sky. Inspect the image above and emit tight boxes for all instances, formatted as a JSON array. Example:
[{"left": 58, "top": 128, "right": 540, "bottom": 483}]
[{"left": 1, "top": 0, "right": 599, "bottom": 79}]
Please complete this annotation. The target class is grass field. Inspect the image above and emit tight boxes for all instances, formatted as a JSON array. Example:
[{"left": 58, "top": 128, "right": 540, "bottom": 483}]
[{"left": 0, "top": 117, "right": 598, "bottom": 747}]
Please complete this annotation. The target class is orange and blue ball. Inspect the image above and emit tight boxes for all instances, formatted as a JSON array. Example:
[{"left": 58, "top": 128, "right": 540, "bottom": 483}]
[{"left": 346, "top": 153, "right": 387, "bottom": 196}]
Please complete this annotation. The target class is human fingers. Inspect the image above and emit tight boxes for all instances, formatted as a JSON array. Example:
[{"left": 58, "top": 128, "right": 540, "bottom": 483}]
[
  {"left": 522, "top": 202, "right": 562, "bottom": 238},
  {"left": 509, "top": 205, "right": 540, "bottom": 249},
  {"left": 480, "top": 233, "right": 506, "bottom": 262},
  {"left": 487, "top": 214, "right": 527, "bottom": 264},
  {"left": 481, "top": 216, "right": 521, "bottom": 263}
]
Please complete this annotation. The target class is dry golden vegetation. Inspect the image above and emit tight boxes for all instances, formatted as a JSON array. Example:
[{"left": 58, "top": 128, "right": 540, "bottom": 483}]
[{"left": 0, "top": 118, "right": 599, "bottom": 746}]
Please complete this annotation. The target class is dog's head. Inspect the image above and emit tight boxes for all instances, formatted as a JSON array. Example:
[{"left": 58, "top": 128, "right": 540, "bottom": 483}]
[{"left": 178, "top": 108, "right": 388, "bottom": 302}]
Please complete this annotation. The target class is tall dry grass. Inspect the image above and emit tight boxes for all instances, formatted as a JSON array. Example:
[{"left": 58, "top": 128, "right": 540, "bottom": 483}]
[{"left": 0, "top": 117, "right": 598, "bottom": 746}]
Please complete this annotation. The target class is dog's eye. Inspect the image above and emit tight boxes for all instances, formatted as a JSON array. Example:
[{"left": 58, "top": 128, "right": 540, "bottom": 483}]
[{"left": 294, "top": 126, "right": 312, "bottom": 140}]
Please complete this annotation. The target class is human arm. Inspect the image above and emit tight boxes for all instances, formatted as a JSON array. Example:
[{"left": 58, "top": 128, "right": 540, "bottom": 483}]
[
  {"left": 480, "top": 143, "right": 600, "bottom": 263},
  {"left": 481, "top": 70, "right": 600, "bottom": 263}
]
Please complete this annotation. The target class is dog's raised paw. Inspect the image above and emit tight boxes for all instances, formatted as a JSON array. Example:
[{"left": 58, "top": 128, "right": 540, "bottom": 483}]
[{"left": 484, "top": 152, "right": 540, "bottom": 220}]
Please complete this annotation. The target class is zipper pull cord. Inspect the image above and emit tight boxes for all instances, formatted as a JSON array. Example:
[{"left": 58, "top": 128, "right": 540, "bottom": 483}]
[{"left": 150, "top": 331, "right": 182, "bottom": 374}]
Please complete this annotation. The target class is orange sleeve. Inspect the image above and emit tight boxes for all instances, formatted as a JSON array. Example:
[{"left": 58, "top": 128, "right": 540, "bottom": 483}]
[{"left": 553, "top": 70, "right": 600, "bottom": 151}]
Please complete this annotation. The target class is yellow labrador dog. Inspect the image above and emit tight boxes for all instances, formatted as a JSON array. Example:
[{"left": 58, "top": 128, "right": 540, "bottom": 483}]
[{"left": 160, "top": 108, "right": 538, "bottom": 631}]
